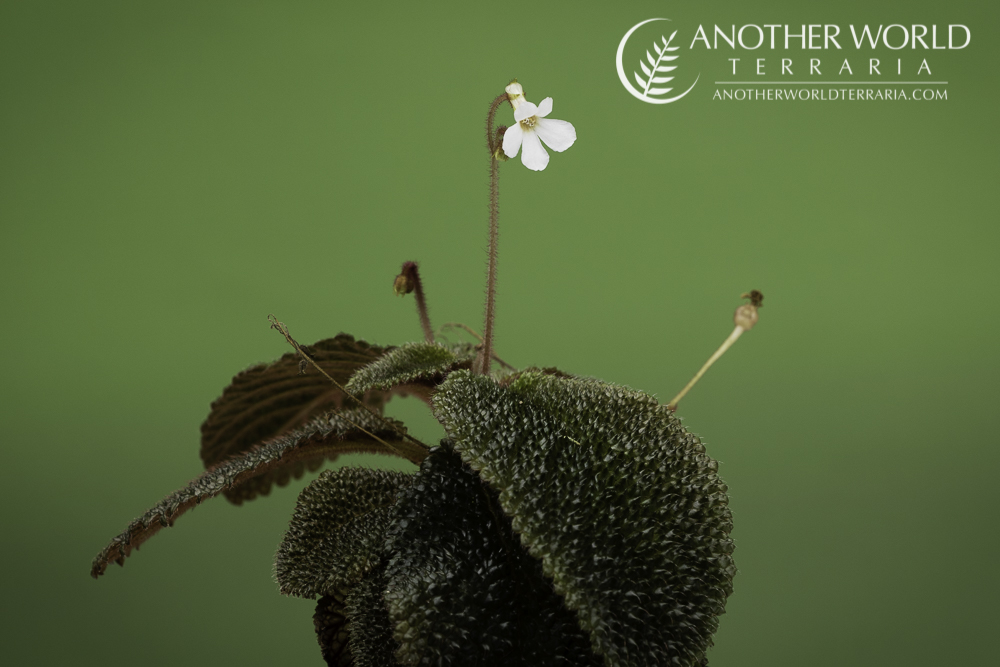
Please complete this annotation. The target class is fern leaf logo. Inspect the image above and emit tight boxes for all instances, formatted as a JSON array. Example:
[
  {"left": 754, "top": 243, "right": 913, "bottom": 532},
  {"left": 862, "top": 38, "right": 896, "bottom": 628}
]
[
  {"left": 634, "top": 32, "right": 679, "bottom": 97},
  {"left": 616, "top": 18, "right": 700, "bottom": 105}
]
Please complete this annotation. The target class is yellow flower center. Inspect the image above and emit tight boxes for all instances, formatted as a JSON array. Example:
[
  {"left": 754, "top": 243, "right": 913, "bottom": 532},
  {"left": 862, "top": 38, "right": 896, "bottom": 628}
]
[{"left": 519, "top": 116, "right": 538, "bottom": 130}]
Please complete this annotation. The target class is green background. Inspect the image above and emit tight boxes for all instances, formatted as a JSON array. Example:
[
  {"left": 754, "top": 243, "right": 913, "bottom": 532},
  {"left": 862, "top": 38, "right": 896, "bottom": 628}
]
[{"left": 2, "top": 0, "right": 997, "bottom": 664}]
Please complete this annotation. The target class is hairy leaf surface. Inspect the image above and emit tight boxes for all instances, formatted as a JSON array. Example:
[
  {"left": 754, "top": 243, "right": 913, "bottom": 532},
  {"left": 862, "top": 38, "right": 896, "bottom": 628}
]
[
  {"left": 434, "top": 371, "right": 735, "bottom": 667},
  {"left": 92, "top": 409, "right": 416, "bottom": 578},
  {"left": 345, "top": 566, "right": 398, "bottom": 667},
  {"left": 384, "top": 443, "right": 601, "bottom": 667},
  {"left": 276, "top": 467, "right": 412, "bottom": 599},
  {"left": 344, "top": 342, "right": 475, "bottom": 401},
  {"left": 314, "top": 590, "right": 353, "bottom": 667},
  {"left": 201, "top": 334, "right": 392, "bottom": 501}
]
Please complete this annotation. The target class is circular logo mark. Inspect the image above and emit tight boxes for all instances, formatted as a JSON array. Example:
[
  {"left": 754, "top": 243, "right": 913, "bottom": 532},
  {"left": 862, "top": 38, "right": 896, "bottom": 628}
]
[{"left": 616, "top": 18, "right": 700, "bottom": 104}]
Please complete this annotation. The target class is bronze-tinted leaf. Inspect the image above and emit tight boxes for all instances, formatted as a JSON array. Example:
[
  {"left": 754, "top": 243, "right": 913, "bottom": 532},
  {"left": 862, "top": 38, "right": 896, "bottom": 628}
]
[
  {"left": 344, "top": 342, "right": 475, "bottom": 402},
  {"left": 276, "top": 467, "right": 412, "bottom": 599},
  {"left": 433, "top": 371, "right": 736, "bottom": 667},
  {"left": 200, "top": 333, "right": 392, "bottom": 501},
  {"left": 92, "top": 409, "right": 419, "bottom": 579}
]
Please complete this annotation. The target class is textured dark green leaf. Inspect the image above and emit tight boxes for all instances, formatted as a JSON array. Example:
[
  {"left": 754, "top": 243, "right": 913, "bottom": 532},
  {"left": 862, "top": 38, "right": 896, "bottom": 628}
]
[
  {"left": 276, "top": 467, "right": 412, "bottom": 599},
  {"left": 92, "top": 409, "right": 417, "bottom": 578},
  {"left": 497, "top": 366, "right": 576, "bottom": 385},
  {"left": 344, "top": 342, "right": 475, "bottom": 401},
  {"left": 201, "top": 334, "right": 392, "bottom": 502},
  {"left": 345, "top": 566, "right": 399, "bottom": 667},
  {"left": 384, "top": 443, "right": 601, "bottom": 667},
  {"left": 314, "top": 590, "right": 353, "bottom": 667},
  {"left": 433, "top": 371, "right": 735, "bottom": 667}
]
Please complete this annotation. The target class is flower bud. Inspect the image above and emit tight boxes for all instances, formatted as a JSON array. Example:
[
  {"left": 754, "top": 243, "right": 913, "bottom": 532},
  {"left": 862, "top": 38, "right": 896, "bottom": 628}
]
[
  {"left": 393, "top": 272, "right": 414, "bottom": 296},
  {"left": 505, "top": 80, "right": 525, "bottom": 110}
]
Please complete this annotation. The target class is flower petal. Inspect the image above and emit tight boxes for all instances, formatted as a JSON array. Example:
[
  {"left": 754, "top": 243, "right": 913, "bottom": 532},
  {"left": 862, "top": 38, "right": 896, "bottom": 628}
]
[
  {"left": 534, "top": 118, "right": 576, "bottom": 153},
  {"left": 502, "top": 123, "right": 524, "bottom": 158},
  {"left": 536, "top": 97, "right": 553, "bottom": 117},
  {"left": 520, "top": 130, "right": 549, "bottom": 171},
  {"left": 514, "top": 101, "right": 538, "bottom": 122}
]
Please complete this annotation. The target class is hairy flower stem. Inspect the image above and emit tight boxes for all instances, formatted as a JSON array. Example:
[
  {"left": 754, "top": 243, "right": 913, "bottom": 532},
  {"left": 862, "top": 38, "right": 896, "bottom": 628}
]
[
  {"left": 476, "top": 92, "right": 509, "bottom": 375},
  {"left": 477, "top": 156, "right": 500, "bottom": 375},
  {"left": 485, "top": 93, "right": 508, "bottom": 154},
  {"left": 395, "top": 261, "right": 434, "bottom": 343},
  {"left": 412, "top": 281, "right": 433, "bottom": 344}
]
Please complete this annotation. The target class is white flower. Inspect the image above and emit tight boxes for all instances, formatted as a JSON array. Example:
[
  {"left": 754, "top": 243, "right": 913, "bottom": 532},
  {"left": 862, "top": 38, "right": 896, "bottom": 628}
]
[{"left": 502, "top": 97, "right": 576, "bottom": 171}]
